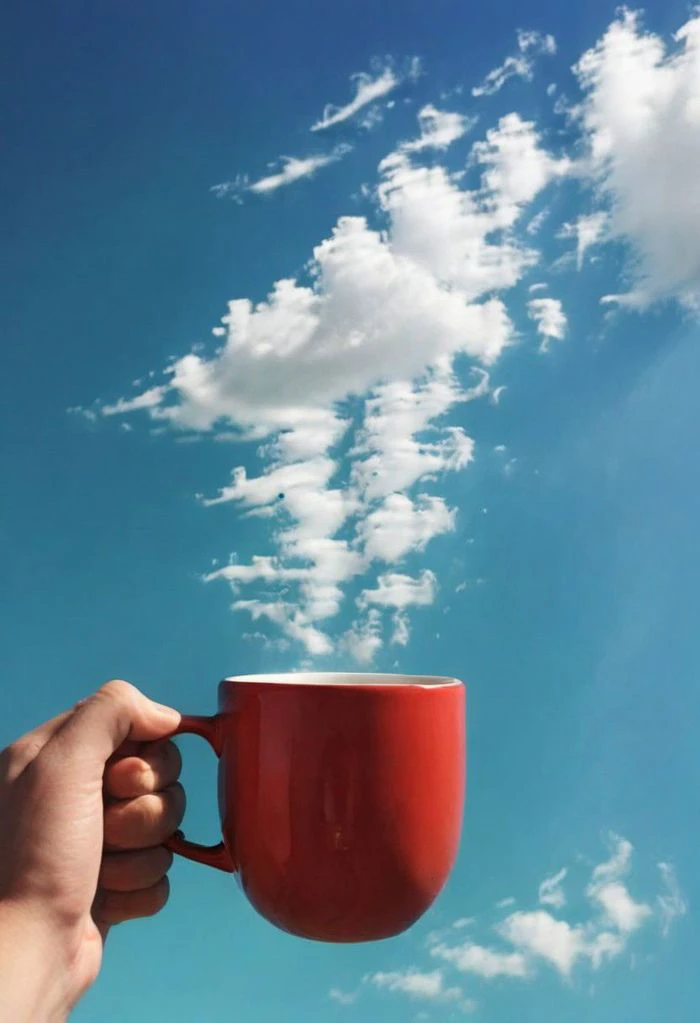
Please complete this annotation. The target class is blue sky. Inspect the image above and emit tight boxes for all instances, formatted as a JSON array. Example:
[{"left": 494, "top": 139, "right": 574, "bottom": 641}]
[{"left": 2, "top": 1, "right": 698, "bottom": 1019}]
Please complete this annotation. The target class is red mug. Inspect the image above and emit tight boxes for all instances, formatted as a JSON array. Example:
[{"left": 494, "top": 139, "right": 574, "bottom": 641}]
[{"left": 166, "top": 672, "right": 466, "bottom": 942}]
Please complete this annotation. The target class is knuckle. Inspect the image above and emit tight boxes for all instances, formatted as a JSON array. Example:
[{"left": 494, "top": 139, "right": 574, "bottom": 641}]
[
  {"left": 98, "top": 679, "right": 136, "bottom": 704},
  {"left": 0, "top": 738, "right": 41, "bottom": 780}
]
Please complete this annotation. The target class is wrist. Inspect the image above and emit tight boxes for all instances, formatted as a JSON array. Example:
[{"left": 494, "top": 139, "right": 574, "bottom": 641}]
[{"left": 0, "top": 898, "right": 73, "bottom": 1022}]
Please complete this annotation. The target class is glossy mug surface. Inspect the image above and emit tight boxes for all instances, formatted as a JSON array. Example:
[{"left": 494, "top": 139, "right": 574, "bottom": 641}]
[{"left": 166, "top": 673, "right": 466, "bottom": 943}]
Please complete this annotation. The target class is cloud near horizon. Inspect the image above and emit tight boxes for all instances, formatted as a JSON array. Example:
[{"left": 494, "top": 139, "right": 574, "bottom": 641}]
[{"left": 85, "top": 10, "right": 700, "bottom": 662}]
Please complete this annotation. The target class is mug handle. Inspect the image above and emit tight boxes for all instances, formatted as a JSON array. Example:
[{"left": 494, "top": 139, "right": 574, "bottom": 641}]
[{"left": 164, "top": 714, "right": 235, "bottom": 873}]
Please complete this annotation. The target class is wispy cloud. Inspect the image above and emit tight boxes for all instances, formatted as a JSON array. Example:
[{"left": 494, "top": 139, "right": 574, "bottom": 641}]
[
  {"left": 559, "top": 212, "right": 608, "bottom": 270},
  {"left": 366, "top": 969, "right": 475, "bottom": 1013},
  {"left": 328, "top": 988, "right": 357, "bottom": 1006},
  {"left": 212, "top": 144, "right": 351, "bottom": 200},
  {"left": 527, "top": 296, "right": 567, "bottom": 352},
  {"left": 657, "top": 862, "right": 688, "bottom": 937},
  {"left": 402, "top": 104, "right": 475, "bottom": 152},
  {"left": 472, "top": 28, "right": 556, "bottom": 98},
  {"left": 538, "top": 867, "right": 568, "bottom": 910},
  {"left": 311, "top": 60, "right": 410, "bottom": 132}
]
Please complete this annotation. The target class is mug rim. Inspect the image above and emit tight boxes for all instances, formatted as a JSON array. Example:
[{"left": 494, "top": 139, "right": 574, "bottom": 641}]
[{"left": 221, "top": 672, "right": 462, "bottom": 689}]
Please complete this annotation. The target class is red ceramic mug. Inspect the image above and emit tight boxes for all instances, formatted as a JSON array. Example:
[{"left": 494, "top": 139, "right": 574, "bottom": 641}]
[{"left": 166, "top": 672, "right": 466, "bottom": 943}]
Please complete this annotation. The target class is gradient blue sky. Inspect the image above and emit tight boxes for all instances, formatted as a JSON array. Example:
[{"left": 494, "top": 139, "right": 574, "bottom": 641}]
[{"left": 2, "top": 1, "right": 697, "bottom": 1020}]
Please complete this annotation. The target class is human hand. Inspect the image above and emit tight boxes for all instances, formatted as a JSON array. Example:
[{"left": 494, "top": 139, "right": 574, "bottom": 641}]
[{"left": 0, "top": 680, "right": 183, "bottom": 1021}]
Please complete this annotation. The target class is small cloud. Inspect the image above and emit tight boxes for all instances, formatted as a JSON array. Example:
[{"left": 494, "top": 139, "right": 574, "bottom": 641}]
[
  {"left": 67, "top": 405, "right": 98, "bottom": 423},
  {"left": 402, "top": 104, "right": 475, "bottom": 152},
  {"left": 329, "top": 988, "right": 357, "bottom": 1006},
  {"left": 527, "top": 297, "right": 567, "bottom": 352},
  {"left": 491, "top": 385, "right": 507, "bottom": 405},
  {"left": 473, "top": 29, "right": 557, "bottom": 98},
  {"left": 358, "top": 105, "right": 384, "bottom": 132},
  {"left": 432, "top": 939, "right": 530, "bottom": 979},
  {"left": 312, "top": 61, "right": 407, "bottom": 132},
  {"left": 359, "top": 569, "right": 437, "bottom": 609},
  {"left": 525, "top": 207, "right": 550, "bottom": 235},
  {"left": 539, "top": 867, "right": 568, "bottom": 910},
  {"left": 559, "top": 212, "right": 608, "bottom": 270},
  {"left": 212, "top": 144, "right": 351, "bottom": 200},
  {"left": 101, "top": 385, "right": 168, "bottom": 417},
  {"left": 656, "top": 863, "right": 688, "bottom": 937},
  {"left": 391, "top": 611, "right": 411, "bottom": 647},
  {"left": 366, "top": 968, "right": 470, "bottom": 1010},
  {"left": 517, "top": 28, "right": 557, "bottom": 56},
  {"left": 342, "top": 608, "right": 383, "bottom": 664},
  {"left": 496, "top": 897, "right": 516, "bottom": 909}
]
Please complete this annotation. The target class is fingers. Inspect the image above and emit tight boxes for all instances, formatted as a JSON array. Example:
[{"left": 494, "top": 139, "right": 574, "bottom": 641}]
[
  {"left": 44, "top": 680, "right": 181, "bottom": 771},
  {"left": 99, "top": 846, "right": 173, "bottom": 892},
  {"left": 95, "top": 877, "right": 170, "bottom": 926},
  {"left": 104, "top": 740, "right": 182, "bottom": 800},
  {"left": 104, "top": 783, "right": 186, "bottom": 850},
  {"left": 95, "top": 847, "right": 174, "bottom": 928}
]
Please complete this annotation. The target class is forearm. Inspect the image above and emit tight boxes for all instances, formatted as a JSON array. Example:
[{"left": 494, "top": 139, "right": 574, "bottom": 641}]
[{"left": 0, "top": 900, "right": 71, "bottom": 1022}]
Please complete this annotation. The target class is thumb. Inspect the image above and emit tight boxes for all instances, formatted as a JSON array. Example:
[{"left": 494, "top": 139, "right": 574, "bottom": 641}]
[{"left": 45, "top": 680, "right": 180, "bottom": 769}]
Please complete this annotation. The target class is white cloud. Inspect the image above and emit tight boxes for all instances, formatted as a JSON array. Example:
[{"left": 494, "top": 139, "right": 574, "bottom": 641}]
[
  {"left": 101, "top": 385, "right": 167, "bottom": 416},
  {"left": 498, "top": 910, "right": 591, "bottom": 978},
  {"left": 247, "top": 149, "right": 349, "bottom": 195},
  {"left": 559, "top": 211, "right": 608, "bottom": 269},
  {"left": 495, "top": 835, "right": 652, "bottom": 979},
  {"left": 366, "top": 969, "right": 468, "bottom": 1009},
  {"left": 586, "top": 833, "right": 652, "bottom": 934},
  {"left": 538, "top": 867, "right": 568, "bottom": 910},
  {"left": 527, "top": 297, "right": 567, "bottom": 352},
  {"left": 575, "top": 10, "right": 700, "bottom": 307},
  {"left": 380, "top": 114, "right": 567, "bottom": 303},
  {"left": 471, "top": 115, "right": 570, "bottom": 231},
  {"left": 525, "top": 207, "right": 550, "bottom": 235},
  {"left": 402, "top": 104, "right": 474, "bottom": 152},
  {"left": 589, "top": 832, "right": 633, "bottom": 884},
  {"left": 496, "top": 897, "right": 516, "bottom": 909},
  {"left": 357, "top": 493, "right": 455, "bottom": 562},
  {"left": 359, "top": 569, "right": 436, "bottom": 609},
  {"left": 473, "top": 29, "right": 557, "bottom": 98},
  {"left": 341, "top": 608, "right": 383, "bottom": 664},
  {"left": 432, "top": 940, "right": 529, "bottom": 979},
  {"left": 329, "top": 988, "right": 356, "bottom": 1006},
  {"left": 589, "top": 881, "right": 652, "bottom": 934},
  {"left": 517, "top": 29, "right": 557, "bottom": 56},
  {"left": 390, "top": 611, "right": 411, "bottom": 646},
  {"left": 212, "top": 144, "right": 350, "bottom": 199},
  {"left": 656, "top": 862, "right": 688, "bottom": 937},
  {"left": 312, "top": 63, "right": 401, "bottom": 131}
]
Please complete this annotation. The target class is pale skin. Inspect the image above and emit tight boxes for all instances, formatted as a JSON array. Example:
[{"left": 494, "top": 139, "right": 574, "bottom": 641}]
[{"left": 0, "top": 680, "right": 185, "bottom": 1021}]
